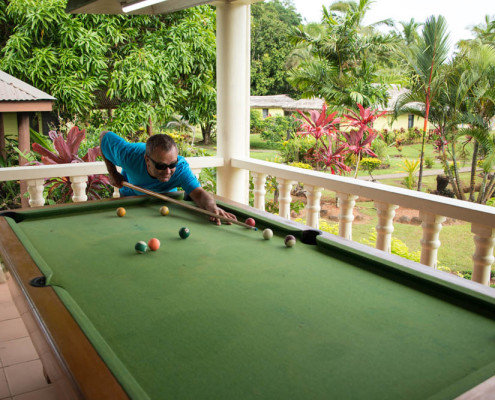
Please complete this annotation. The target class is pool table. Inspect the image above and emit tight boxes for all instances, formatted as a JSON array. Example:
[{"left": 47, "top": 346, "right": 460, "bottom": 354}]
[{"left": 0, "top": 195, "right": 494, "bottom": 400}]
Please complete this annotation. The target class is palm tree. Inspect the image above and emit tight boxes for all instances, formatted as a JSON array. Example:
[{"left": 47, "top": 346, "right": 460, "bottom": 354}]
[
  {"left": 287, "top": 0, "right": 396, "bottom": 111},
  {"left": 399, "top": 15, "right": 450, "bottom": 191},
  {"left": 398, "top": 18, "right": 423, "bottom": 46}
]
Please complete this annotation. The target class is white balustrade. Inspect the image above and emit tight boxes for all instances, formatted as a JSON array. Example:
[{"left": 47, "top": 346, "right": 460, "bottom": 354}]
[
  {"left": 471, "top": 224, "right": 495, "bottom": 285},
  {"left": 27, "top": 179, "right": 45, "bottom": 207},
  {"left": 277, "top": 178, "right": 295, "bottom": 220},
  {"left": 374, "top": 201, "right": 399, "bottom": 253},
  {"left": 71, "top": 176, "right": 88, "bottom": 203},
  {"left": 337, "top": 192, "right": 358, "bottom": 240},
  {"left": 251, "top": 172, "right": 267, "bottom": 211},
  {"left": 419, "top": 212, "right": 446, "bottom": 268},
  {"left": 305, "top": 185, "right": 323, "bottom": 229}
]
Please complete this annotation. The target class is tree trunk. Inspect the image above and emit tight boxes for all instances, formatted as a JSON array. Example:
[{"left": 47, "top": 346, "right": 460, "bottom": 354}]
[
  {"left": 147, "top": 117, "right": 152, "bottom": 136},
  {"left": 450, "top": 142, "right": 465, "bottom": 200},
  {"left": 468, "top": 141, "right": 479, "bottom": 201},
  {"left": 417, "top": 129, "right": 426, "bottom": 190},
  {"left": 201, "top": 123, "right": 212, "bottom": 145}
]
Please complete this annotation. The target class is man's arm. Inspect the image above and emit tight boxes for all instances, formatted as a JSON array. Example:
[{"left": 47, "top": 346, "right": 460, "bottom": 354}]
[
  {"left": 100, "top": 131, "right": 125, "bottom": 188},
  {"left": 189, "top": 187, "right": 237, "bottom": 225}
]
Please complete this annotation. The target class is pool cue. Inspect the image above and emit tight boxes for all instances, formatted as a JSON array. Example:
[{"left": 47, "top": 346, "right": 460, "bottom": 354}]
[{"left": 122, "top": 182, "right": 256, "bottom": 230}]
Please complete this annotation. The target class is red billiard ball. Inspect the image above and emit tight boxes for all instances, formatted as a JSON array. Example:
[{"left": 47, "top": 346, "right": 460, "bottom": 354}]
[
  {"left": 245, "top": 217, "right": 256, "bottom": 227},
  {"left": 148, "top": 238, "right": 160, "bottom": 251}
]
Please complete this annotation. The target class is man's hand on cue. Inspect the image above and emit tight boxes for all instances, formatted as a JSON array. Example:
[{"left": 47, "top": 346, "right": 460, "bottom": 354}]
[{"left": 208, "top": 206, "right": 237, "bottom": 226}]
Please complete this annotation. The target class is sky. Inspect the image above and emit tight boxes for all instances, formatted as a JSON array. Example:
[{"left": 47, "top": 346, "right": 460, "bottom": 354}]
[{"left": 291, "top": 0, "right": 494, "bottom": 52}]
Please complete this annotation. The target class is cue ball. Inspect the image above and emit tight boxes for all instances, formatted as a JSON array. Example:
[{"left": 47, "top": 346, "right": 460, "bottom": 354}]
[
  {"left": 262, "top": 228, "right": 273, "bottom": 240},
  {"left": 179, "top": 227, "right": 190, "bottom": 239},
  {"left": 135, "top": 241, "right": 148, "bottom": 253},
  {"left": 116, "top": 207, "right": 126, "bottom": 217},
  {"left": 160, "top": 206, "right": 169, "bottom": 216},
  {"left": 245, "top": 217, "right": 256, "bottom": 227},
  {"left": 284, "top": 235, "right": 296, "bottom": 247},
  {"left": 148, "top": 238, "right": 160, "bottom": 251}
]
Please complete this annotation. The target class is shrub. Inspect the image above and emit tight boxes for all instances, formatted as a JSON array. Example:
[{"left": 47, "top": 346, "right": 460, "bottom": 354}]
[
  {"left": 361, "top": 157, "right": 382, "bottom": 180},
  {"left": 280, "top": 135, "right": 317, "bottom": 164}
]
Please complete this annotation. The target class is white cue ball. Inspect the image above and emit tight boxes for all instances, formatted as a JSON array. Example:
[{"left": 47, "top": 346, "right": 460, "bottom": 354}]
[{"left": 262, "top": 228, "right": 273, "bottom": 240}]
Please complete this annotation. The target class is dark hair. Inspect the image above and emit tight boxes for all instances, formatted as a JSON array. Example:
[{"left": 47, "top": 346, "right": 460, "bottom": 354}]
[{"left": 146, "top": 134, "right": 177, "bottom": 156}]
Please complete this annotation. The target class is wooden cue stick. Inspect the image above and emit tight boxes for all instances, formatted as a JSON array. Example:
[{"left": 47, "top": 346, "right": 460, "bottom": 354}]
[{"left": 122, "top": 182, "right": 256, "bottom": 230}]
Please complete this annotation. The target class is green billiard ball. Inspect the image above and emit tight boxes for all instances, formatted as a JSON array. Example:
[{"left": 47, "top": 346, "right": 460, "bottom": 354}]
[
  {"left": 179, "top": 227, "right": 190, "bottom": 239},
  {"left": 135, "top": 241, "right": 148, "bottom": 253}
]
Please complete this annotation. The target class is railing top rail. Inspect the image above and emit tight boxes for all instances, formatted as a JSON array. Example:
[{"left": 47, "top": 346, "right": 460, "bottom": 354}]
[
  {"left": 0, "top": 157, "right": 225, "bottom": 181},
  {"left": 232, "top": 157, "right": 495, "bottom": 228}
]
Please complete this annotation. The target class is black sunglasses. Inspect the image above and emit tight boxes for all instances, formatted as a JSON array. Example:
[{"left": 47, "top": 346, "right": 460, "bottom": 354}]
[{"left": 147, "top": 156, "right": 178, "bottom": 170}]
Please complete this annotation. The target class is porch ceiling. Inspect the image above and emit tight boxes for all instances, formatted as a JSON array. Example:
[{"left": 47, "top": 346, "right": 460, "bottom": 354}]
[{"left": 66, "top": 0, "right": 260, "bottom": 15}]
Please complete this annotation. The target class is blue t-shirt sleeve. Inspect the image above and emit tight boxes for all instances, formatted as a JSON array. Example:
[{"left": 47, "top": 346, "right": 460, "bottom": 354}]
[{"left": 175, "top": 158, "right": 201, "bottom": 194}]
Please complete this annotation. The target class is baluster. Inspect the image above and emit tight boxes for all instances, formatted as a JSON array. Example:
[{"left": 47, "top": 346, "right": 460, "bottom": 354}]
[
  {"left": 305, "top": 185, "right": 323, "bottom": 229},
  {"left": 419, "top": 211, "right": 446, "bottom": 268},
  {"left": 252, "top": 172, "right": 267, "bottom": 211},
  {"left": 71, "top": 175, "right": 88, "bottom": 203},
  {"left": 374, "top": 201, "right": 399, "bottom": 253},
  {"left": 113, "top": 186, "right": 120, "bottom": 198},
  {"left": 27, "top": 179, "right": 45, "bottom": 207},
  {"left": 277, "top": 178, "right": 295, "bottom": 220},
  {"left": 337, "top": 192, "right": 358, "bottom": 240},
  {"left": 471, "top": 224, "right": 495, "bottom": 286}
]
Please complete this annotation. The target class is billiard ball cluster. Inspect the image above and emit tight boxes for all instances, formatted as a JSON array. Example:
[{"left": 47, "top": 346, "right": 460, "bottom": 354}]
[{"left": 118, "top": 206, "right": 295, "bottom": 251}]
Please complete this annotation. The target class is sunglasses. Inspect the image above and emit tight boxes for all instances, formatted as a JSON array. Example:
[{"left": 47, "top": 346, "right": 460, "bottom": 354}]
[{"left": 147, "top": 156, "right": 178, "bottom": 170}]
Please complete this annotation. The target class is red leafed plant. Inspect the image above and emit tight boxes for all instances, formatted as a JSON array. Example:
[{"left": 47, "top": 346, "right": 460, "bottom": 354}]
[
  {"left": 32, "top": 126, "right": 111, "bottom": 203},
  {"left": 295, "top": 103, "right": 350, "bottom": 174},
  {"left": 341, "top": 104, "right": 385, "bottom": 178}
]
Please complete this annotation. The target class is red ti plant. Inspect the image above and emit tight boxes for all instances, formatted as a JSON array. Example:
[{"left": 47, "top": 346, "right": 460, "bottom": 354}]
[
  {"left": 296, "top": 103, "right": 350, "bottom": 175},
  {"left": 31, "top": 126, "right": 111, "bottom": 203},
  {"left": 341, "top": 104, "right": 386, "bottom": 178}
]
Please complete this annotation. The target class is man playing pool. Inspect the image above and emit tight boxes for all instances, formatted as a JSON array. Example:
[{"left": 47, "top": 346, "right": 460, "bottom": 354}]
[{"left": 100, "top": 131, "right": 236, "bottom": 225}]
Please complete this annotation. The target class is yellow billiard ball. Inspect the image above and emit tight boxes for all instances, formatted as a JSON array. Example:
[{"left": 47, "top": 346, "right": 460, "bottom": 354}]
[
  {"left": 160, "top": 206, "right": 169, "bottom": 216},
  {"left": 116, "top": 207, "right": 126, "bottom": 217}
]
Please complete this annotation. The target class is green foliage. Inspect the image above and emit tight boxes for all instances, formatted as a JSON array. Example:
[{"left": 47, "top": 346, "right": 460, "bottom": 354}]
[
  {"left": 424, "top": 156, "right": 434, "bottom": 169},
  {"left": 288, "top": 162, "right": 313, "bottom": 170},
  {"left": 259, "top": 115, "right": 296, "bottom": 145},
  {"left": 401, "top": 159, "right": 420, "bottom": 189},
  {"left": 251, "top": 0, "right": 302, "bottom": 96},
  {"left": 287, "top": 0, "right": 396, "bottom": 109},
  {"left": 0, "top": 1, "right": 216, "bottom": 137},
  {"left": 361, "top": 157, "right": 382, "bottom": 179},
  {"left": 280, "top": 135, "right": 316, "bottom": 163},
  {"left": 361, "top": 229, "right": 421, "bottom": 262}
]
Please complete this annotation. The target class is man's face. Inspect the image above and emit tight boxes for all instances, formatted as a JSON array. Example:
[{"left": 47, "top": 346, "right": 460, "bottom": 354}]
[{"left": 145, "top": 147, "right": 179, "bottom": 182}]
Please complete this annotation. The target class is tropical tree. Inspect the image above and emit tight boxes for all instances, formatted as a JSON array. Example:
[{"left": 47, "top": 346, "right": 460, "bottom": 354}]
[
  {"left": 0, "top": 0, "right": 217, "bottom": 138},
  {"left": 397, "top": 18, "right": 423, "bottom": 46},
  {"left": 251, "top": 0, "right": 302, "bottom": 97},
  {"left": 287, "top": 0, "right": 396, "bottom": 111},
  {"left": 395, "top": 15, "right": 450, "bottom": 191}
]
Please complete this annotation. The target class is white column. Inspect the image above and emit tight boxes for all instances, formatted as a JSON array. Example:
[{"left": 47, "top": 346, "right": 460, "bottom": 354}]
[
  {"left": 337, "top": 192, "right": 358, "bottom": 240},
  {"left": 71, "top": 175, "right": 88, "bottom": 203},
  {"left": 471, "top": 224, "right": 495, "bottom": 285},
  {"left": 305, "top": 185, "right": 323, "bottom": 229},
  {"left": 251, "top": 172, "right": 267, "bottom": 211},
  {"left": 27, "top": 179, "right": 45, "bottom": 207},
  {"left": 419, "top": 211, "right": 446, "bottom": 268},
  {"left": 215, "top": 2, "right": 250, "bottom": 204},
  {"left": 191, "top": 168, "right": 201, "bottom": 179},
  {"left": 374, "top": 201, "right": 399, "bottom": 253},
  {"left": 277, "top": 178, "right": 295, "bottom": 220}
]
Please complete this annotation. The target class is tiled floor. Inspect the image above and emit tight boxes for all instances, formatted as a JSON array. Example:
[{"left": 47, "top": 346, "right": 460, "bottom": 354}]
[{"left": 0, "top": 270, "right": 59, "bottom": 400}]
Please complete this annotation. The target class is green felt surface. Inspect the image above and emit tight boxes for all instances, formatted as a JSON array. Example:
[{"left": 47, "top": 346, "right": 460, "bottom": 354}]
[{"left": 6, "top": 197, "right": 495, "bottom": 400}]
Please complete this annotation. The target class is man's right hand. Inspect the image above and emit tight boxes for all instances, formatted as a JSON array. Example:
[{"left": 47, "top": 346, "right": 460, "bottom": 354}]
[{"left": 108, "top": 172, "right": 125, "bottom": 188}]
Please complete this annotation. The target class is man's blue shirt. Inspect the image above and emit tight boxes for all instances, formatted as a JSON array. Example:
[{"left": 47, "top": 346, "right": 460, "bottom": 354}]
[{"left": 101, "top": 131, "right": 201, "bottom": 197}]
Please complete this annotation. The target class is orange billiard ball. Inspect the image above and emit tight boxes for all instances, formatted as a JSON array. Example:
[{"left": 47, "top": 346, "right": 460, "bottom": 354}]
[
  {"left": 116, "top": 207, "right": 126, "bottom": 217},
  {"left": 148, "top": 238, "right": 160, "bottom": 251},
  {"left": 160, "top": 206, "right": 169, "bottom": 216}
]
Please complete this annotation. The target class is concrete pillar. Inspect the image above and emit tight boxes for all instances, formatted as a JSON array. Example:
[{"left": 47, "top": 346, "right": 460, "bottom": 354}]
[{"left": 215, "top": 1, "right": 250, "bottom": 204}]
